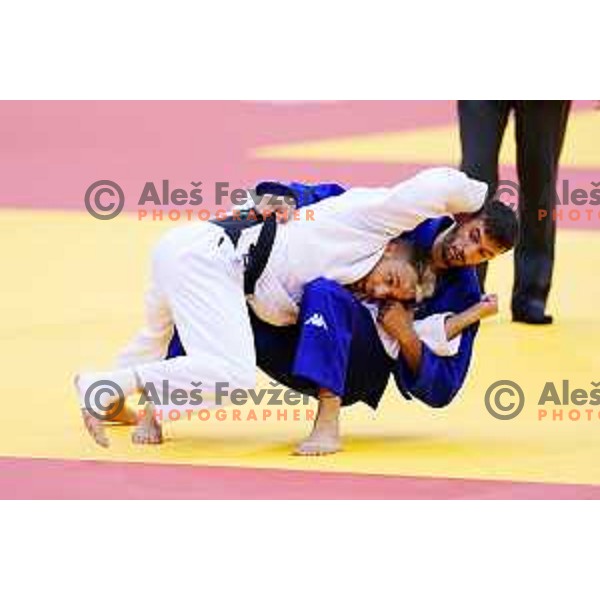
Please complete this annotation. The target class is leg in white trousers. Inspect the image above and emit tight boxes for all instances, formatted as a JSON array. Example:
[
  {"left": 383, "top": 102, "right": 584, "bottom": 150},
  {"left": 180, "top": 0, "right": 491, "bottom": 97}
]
[
  {"left": 80, "top": 222, "right": 257, "bottom": 415},
  {"left": 137, "top": 222, "right": 257, "bottom": 406}
]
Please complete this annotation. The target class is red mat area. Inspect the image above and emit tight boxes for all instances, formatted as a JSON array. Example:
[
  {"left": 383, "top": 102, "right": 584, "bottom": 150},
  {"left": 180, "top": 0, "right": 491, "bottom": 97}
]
[
  {"left": 1, "top": 100, "right": 597, "bottom": 229},
  {"left": 2, "top": 457, "right": 599, "bottom": 499},
  {"left": 0, "top": 101, "right": 448, "bottom": 210}
]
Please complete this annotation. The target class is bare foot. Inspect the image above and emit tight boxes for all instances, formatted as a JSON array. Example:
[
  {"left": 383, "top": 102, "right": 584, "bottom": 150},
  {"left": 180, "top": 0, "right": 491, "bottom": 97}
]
[
  {"left": 294, "top": 427, "right": 341, "bottom": 456},
  {"left": 131, "top": 405, "right": 163, "bottom": 444},
  {"left": 294, "top": 391, "right": 342, "bottom": 456},
  {"left": 75, "top": 374, "right": 111, "bottom": 448},
  {"left": 80, "top": 409, "right": 110, "bottom": 448}
]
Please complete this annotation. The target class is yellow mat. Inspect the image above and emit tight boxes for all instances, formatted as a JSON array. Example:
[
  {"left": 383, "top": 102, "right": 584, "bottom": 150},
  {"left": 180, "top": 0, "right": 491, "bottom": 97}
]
[
  {"left": 2, "top": 209, "right": 600, "bottom": 485},
  {"left": 252, "top": 108, "right": 600, "bottom": 169}
]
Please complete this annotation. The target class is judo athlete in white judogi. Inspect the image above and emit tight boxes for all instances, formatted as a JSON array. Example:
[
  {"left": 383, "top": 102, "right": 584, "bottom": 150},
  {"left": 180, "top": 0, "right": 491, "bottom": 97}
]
[{"left": 74, "top": 167, "right": 487, "bottom": 447}]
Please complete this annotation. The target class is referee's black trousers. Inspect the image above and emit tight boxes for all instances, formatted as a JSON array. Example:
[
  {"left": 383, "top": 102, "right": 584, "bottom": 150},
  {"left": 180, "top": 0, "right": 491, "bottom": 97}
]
[{"left": 458, "top": 100, "right": 571, "bottom": 315}]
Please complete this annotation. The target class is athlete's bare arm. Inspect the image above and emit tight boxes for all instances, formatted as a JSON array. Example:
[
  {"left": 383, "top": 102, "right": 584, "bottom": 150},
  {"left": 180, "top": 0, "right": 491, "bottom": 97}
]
[{"left": 378, "top": 293, "right": 500, "bottom": 374}]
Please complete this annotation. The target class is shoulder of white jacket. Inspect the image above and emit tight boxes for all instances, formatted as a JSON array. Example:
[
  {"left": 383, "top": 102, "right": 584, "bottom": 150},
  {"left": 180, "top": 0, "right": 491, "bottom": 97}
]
[{"left": 413, "top": 166, "right": 465, "bottom": 178}]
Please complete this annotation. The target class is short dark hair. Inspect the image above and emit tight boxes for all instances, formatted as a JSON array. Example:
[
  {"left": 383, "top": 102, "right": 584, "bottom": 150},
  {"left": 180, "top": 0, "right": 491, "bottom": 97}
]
[{"left": 479, "top": 200, "right": 518, "bottom": 251}]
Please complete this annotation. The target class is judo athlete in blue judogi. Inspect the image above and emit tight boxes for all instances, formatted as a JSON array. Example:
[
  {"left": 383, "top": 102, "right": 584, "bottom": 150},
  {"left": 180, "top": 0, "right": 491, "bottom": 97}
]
[
  {"left": 243, "top": 217, "right": 507, "bottom": 454},
  {"left": 166, "top": 180, "right": 517, "bottom": 454},
  {"left": 252, "top": 219, "right": 484, "bottom": 411}
]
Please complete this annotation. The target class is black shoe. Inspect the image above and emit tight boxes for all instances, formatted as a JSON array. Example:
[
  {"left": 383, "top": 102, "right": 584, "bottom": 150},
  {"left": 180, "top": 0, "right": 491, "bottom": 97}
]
[{"left": 512, "top": 310, "right": 553, "bottom": 325}]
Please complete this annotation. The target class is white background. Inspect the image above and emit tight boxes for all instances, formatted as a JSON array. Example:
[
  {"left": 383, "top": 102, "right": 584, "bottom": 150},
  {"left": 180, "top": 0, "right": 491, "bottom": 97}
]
[
  {"left": 1, "top": 502, "right": 597, "bottom": 598},
  {"left": 1, "top": 0, "right": 597, "bottom": 99},
  {"left": 1, "top": 1, "right": 598, "bottom": 598}
]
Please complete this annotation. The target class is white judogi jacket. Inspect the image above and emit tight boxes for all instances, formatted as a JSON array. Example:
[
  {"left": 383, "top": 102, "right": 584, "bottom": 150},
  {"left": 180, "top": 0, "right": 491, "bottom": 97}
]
[{"left": 238, "top": 167, "right": 487, "bottom": 327}]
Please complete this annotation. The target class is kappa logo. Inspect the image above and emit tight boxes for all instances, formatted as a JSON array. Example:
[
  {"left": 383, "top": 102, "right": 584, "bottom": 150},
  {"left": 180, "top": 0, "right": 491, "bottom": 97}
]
[{"left": 304, "top": 312, "right": 328, "bottom": 330}]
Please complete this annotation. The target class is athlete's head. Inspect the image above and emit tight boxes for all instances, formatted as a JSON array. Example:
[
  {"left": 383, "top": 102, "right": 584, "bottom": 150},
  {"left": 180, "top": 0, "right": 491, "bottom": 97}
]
[
  {"left": 349, "top": 240, "right": 436, "bottom": 303},
  {"left": 432, "top": 200, "right": 518, "bottom": 268}
]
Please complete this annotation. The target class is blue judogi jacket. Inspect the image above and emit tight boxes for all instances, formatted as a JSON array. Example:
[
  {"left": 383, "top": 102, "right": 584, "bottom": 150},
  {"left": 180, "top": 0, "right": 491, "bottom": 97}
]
[
  {"left": 167, "top": 181, "right": 481, "bottom": 409},
  {"left": 392, "top": 219, "right": 481, "bottom": 407}
]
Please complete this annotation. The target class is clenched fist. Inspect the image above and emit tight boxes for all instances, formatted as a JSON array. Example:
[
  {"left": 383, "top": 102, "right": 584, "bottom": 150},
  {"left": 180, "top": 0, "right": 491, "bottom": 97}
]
[{"left": 476, "top": 293, "right": 499, "bottom": 319}]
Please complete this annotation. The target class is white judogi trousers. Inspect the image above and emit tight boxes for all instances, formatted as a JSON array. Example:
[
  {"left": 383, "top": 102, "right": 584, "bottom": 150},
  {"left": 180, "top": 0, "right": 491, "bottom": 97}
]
[{"left": 115, "top": 222, "right": 257, "bottom": 410}]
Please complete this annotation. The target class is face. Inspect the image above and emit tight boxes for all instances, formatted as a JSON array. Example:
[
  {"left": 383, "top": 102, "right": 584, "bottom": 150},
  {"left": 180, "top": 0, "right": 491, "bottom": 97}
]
[
  {"left": 439, "top": 218, "right": 505, "bottom": 267},
  {"left": 356, "top": 246, "right": 436, "bottom": 303}
]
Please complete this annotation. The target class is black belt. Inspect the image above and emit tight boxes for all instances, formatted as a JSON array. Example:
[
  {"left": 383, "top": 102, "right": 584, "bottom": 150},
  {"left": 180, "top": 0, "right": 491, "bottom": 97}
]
[{"left": 212, "top": 210, "right": 277, "bottom": 296}]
